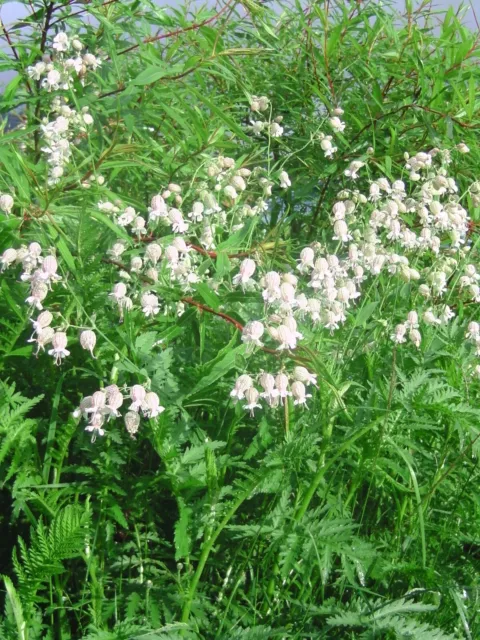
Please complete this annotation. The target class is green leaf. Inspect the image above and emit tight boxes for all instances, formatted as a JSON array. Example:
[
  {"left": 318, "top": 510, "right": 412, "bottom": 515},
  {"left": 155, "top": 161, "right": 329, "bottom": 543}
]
[
  {"left": 195, "top": 283, "right": 220, "bottom": 310},
  {"left": 187, "top": 344, "right": 245, "bottom": 397}
]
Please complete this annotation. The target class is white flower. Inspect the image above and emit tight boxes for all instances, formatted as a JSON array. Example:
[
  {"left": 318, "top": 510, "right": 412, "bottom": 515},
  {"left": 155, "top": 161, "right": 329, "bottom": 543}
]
[
  {"left": 28, "top": 326, "right": 55, "bottom": 355},
  {"left": 188, "top": 201, "right": 204, "bottom": 222},
  {"left": 168, "top": 208, "right": 188, "bottom": 233},
  {"left": 275, "top": 324, "right": 297, "bottom": 350},
  {"left": 130, "top": 256, "right": 143, "bottom": 273},
  {"left": 48, "top": 331, "right": 70, "bottom": 365},
  {"left": 291, "top": 381, "right": 311, "bottom": 406},
  {"left": 333, "top": 219, "right": 351, "bottom": 243},
  {"left": 233, "top": 258, "right": 256, "bottom": 288},
  {"left": 26, "top": 281, "right": 49, "bottom": 310},
  {"left": 27, "top": 61, "right": 47, "bottom": 80},
  {"left": 141, "top": 292, "right": 160, "bottom": 317},
  {"left": 145, "top": 243, "right": 162, "bottom": 265},
  {"left": 466, "top": 322, "right": 480, "bottom": 340},
  {"left": 279, "top": 171, "right": 291, "bottom": 189},
  {"left": 243, "top": 387, "right": 262, "bottom": 416},
  {"left": 242, "top": 321, "right": 265, "bottom": 347},
  {"left": 223, "top": 185, "right": 238, "bottom": 200},
  {"left": 391, "top": 323, "right": 407, "bottom": 344},
  {"left": 30, "top": 310, "right": 53, "bottom": 335},
  {"left": 42, "top": 69, "right": 62, "bottom": 91},
  {"left": 258, "top": 373, "right": 278, "bottom": 406},
  {"left": 293, "top": 367, "right": 317, "bottom": 387},
  {"left": 53, "top": 32, "right": 70, "bottom": 52},
  {"left": 405, "top": 310, "right": 419, "bottom": 329},
  {"left": 230, "top": 374, "right": 253, "bottom": 400},
  {"left": 297, "top": 247, "right": 315, "bottom": 273},
  {"left": 250, "top": 120, "right": 265, "bottom": 135},
  {"left": 275, "top": 373, "right": 291, "bottom": 399},
  {"left": 409, "top": 329, "right": 422, "bottom": 348},
  {"left": 142, "top": 391, "right": 165, "bottom": 418},
  {"left": 129, "top": 385, "right": 146, "bottom": 411},
  {"left": 1, "top": 248, "right": 17, "bottom": 271},
  {"left": 85, "top": 413, "right": 106, "bottom": 440},
  {"left": 269, "top": 122, "right": 283, "bottom": 138},
  {"left": 423, "top": 310, "right": 441, "bottom": 326},
  {"left": 321, "top": 137, "right": 337, "bottom": 158},
  {"left": 329, "top": 116, "right": 345, "bottom": 132},
  {"left": 110, "top": 282, "right": 127, "bottom": 300},
  {"left": 456, "top": 142, "right": 470, "bottom": 153},
  {"left": 83, "top": 53, "right": 101, "bottom": 69},
  {"left": 344, "top": 161, "right": 365, "bottom": 180},
  {"left": 105, "top": 388, "right": 124, "bottom": 419},
  {"left": 80, "top": 329, "right": 97, "bottom": 357},
  {"left": 0, "top": 194, "right": 14, "bottom": 215}
]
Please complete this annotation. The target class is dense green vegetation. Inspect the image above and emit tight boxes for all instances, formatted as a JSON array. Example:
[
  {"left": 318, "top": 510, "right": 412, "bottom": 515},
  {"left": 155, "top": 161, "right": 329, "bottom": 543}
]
[{"left": 1, "top": 1, "right": 480, "bottom": 638}]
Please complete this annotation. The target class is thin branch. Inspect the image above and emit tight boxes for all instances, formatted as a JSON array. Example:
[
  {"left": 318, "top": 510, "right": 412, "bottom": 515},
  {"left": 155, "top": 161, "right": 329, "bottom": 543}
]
[{"left": 116, "top": 0, "right": 236, "bottom": 58}]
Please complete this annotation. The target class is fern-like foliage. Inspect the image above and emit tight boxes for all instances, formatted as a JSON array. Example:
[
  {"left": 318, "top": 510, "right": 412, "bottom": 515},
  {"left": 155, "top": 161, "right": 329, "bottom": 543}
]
[
  {"left": 11, "top": 502, "right": 91, "bottom": 619},
  {"left": 0, "top": 379, "right": 42, "bottom": 485}
]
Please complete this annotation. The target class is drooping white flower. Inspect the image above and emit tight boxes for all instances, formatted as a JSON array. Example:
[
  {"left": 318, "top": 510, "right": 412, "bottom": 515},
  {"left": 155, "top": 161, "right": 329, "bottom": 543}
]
[
  {"left": 129, "top": 385, "right": 146, "bottom": 411},
  {"left": 28, "top": 326, "right": 55, "bottom": 355},
  {"left": 297, "top": 247, "right": 315, "bottom": 273},
  {"left": 142, "top": 391, "right": 165, "bottom": 418},
  {"left": 279, "top": 171, "right": 291, "bottom": 189},
  {"left": 233, "top": 259, "right": 256, "bottom": 288},
  {"left": 344, "top": 161, "right": 365, "bottom": 180},
  {"left": 243, "top": 387, "right": 262, "bottom": 416},
  {"left": 105, "top": 388, "right": 124, "bottom": 419},
  {"left": 242, "top": 321, "right": 265, "bottom": 347},
  {"left": 291, "top": 381, "right": 311, "bottom": 406},
  {"left": 269, "top": 122, "right": 283, "bottom": 138},
  {"left": 258, "top": 373, "right": 278, "bottom": 406},
  {"left": 293, "top": 366, "right": 317, "bottom": 387},
  {"left": 141, "top": 292, "right": 160, "bottom": 317},
  {"left": 409, "top": 329, "right": 422, "bottom": 348},
  {"left": 1, "top": 248, "right": 17, "bottom": 271},
  {"left": 26, "top": 281, "right": 49, "bottom": 310},
  {"left": 30, "top": 310, "right": 53, "bottom": 335},
  {"left": 53, "top": 32, "right": 70, "bottom": 52},
  {"left": 230, "top": 374, "right": 253, "bottom": 400},
  {"left": 329, "top": 116, "right": 345, "bottom": 132},
  {"left": 110, "top": 282, "right": 127, "bottom": 301},
  {"left": 0, "top": 194, "right": 14, "bottom": 215},
  {"left": 275, "top": 373, "right": 291, "bottom": 399},
  {"left": 405, "top": 310, "right": 419, "bottom": 329},
  {"left": 168, "top": 208, "right": 188, "bottom": 233},
  {"left": 391, "top": 323, "right": 407, "bottom": 344},
  {"left": 85, "top": 413, "right": 106, "bottom": 440},
  {"left": 80, "top": 330, "right": 97, "bottom": 357},
  {"left": 48, "top": 331, "right": 70, "bottom": 365}
]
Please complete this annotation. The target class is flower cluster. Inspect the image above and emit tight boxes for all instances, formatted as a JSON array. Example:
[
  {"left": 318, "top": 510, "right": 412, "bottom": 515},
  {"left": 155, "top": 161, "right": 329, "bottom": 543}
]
[
  {"left": 231, "top": 367, "right": 317, "bottom": 416},
  {"left": 41, "top": 97, "right": 94, "bottom": 185},
  {"left": 27, "top": 32, "right": 101, "bottom": 90},
  {"left": 248, "top": 95, "right": 285, "bottom": 138},
  {"left": 74, "top": 384, "right": 164, "bottom": 441}
]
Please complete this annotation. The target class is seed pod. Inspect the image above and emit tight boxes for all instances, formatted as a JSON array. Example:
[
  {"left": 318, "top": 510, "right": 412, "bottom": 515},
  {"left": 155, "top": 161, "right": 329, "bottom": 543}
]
[{"left": 125, "top": 411, "right": 140, "bottom": 438}]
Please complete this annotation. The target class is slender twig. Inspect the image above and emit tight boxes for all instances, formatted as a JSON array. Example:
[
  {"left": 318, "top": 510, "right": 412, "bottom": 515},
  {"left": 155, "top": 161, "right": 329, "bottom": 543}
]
[
  {"left": 116, "top": 0, "right": 236, "bottom": 58},
  {"left": 50, "top": 0, "right": 119, "bottom": 28},
  {"left": 34, "top": 2, "right": 56, "bottom": 160}
]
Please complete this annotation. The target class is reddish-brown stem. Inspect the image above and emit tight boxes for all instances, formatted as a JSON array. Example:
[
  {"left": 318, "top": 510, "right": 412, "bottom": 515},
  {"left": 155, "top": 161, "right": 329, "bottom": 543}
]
[
  {"left": 181, "top": 297, "right": 244, "bottom": 331},
  {"left": 116, "top": 0, "right": 235, "bottom": 58}
]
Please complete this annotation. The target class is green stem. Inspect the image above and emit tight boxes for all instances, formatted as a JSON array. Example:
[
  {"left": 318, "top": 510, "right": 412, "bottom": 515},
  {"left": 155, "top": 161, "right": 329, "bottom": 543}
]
[
  {"left": 180, "top": 475, "right": 262, "bottom": 626},
  {"left": 294, "top": 422, "right": 379, "bottom": 523}
]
